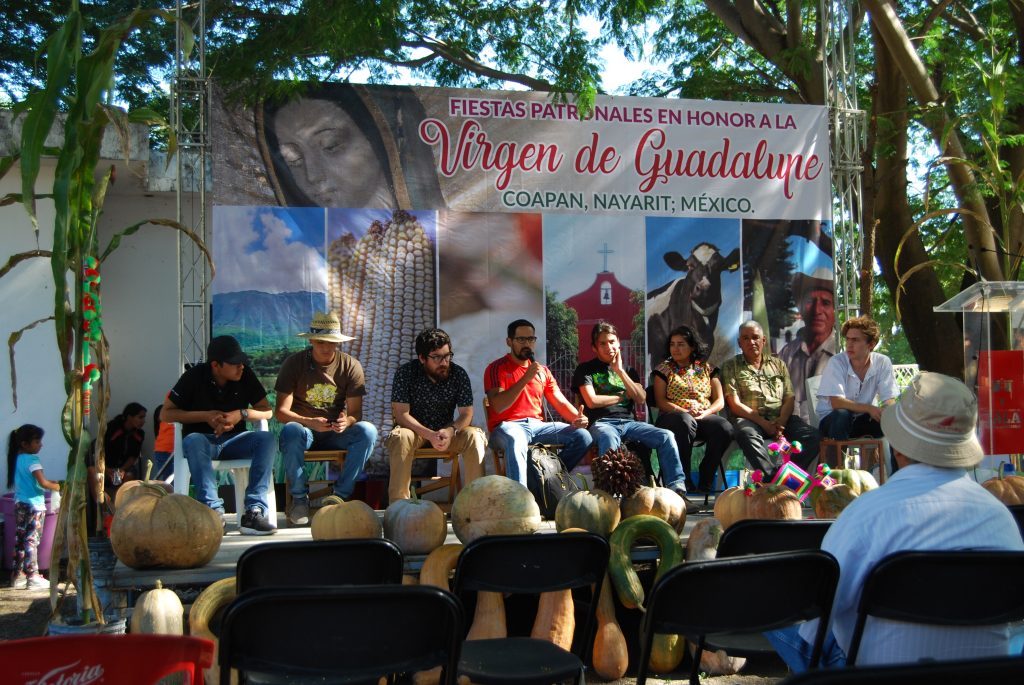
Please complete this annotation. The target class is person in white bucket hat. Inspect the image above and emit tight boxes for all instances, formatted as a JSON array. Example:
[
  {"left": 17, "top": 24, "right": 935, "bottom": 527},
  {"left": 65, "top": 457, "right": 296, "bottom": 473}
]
[
  {"left": 275, "top": 311, "right": 377, "bottom": 525},
  {"left": 768, "top": 372, "right": 1024, "bottom": 671}
]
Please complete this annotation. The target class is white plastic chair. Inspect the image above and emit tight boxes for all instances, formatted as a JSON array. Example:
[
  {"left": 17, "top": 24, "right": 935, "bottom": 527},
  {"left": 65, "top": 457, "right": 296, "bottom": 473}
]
[{"left": 171, "top": 420, "right": 278, "bottom": 521}]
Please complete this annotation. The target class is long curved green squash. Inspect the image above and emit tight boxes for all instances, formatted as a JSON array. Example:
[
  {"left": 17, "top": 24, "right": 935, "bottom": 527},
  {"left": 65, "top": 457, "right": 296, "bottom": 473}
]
[{"left": 607, "top": 515, "right": 684, "bottom": 610}]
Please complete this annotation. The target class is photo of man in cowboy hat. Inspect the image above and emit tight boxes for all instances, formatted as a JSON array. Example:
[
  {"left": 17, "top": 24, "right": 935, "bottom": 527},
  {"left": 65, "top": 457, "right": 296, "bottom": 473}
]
[
  {"left": 275, "top": 311, "right": 378, "bottom": 525},
  {"left": 779, "top": 267, "right": 837, "bottom": 421}
]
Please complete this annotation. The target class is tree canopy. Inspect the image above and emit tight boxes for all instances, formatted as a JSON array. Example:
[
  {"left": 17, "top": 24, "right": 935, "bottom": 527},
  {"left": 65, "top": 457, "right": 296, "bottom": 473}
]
[{"left": 4, "top": 0, "right": 1022, "bottom": 373}]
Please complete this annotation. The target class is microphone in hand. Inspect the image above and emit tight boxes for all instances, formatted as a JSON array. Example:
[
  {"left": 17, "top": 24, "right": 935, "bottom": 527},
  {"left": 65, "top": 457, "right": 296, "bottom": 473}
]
[{"left": 524, "top": 349, "right": 535, "bottom": 362}]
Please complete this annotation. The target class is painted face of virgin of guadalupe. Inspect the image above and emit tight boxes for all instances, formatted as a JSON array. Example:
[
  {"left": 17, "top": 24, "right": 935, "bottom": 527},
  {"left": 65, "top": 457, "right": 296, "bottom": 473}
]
[{"left": 262, "top": 91, "right": 394, "bottom": 208}]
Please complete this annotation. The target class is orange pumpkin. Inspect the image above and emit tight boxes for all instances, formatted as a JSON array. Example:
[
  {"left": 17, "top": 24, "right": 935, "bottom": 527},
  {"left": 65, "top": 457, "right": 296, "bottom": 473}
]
[
  {"left": 311, "top": 500, "right": 383, "bottom": 540},
  {"left": 747, "top": 484, "right": 802, "bottom": 521},
  {"left": 620, "top": 486, "right": 686, "bottom": 532},
  {"left": 713, "top": 486, "right": 749, "bottom": 530},
  {"left": 982, "top": 473, "right": 1024, "bottom": 505},
  {"left": 383, "top": 497, "right": 447, "bottom": 554},
  {"left": 450, "top": 475, "right": 541, "bottom": 543},
  {"left": 554, "top": 488, "right": 620, "bottom": 536}
]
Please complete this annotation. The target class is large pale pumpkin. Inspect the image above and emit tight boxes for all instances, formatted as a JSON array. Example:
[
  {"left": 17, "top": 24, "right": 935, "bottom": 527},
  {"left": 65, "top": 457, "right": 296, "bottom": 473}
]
[
  {"left": 620, "top": 486, "right": 686, "bottom": 532},
  {"left": 383, "top": 497, "right": 447, "bottom": 554},
  {"left": 110, "top": 487, "right": 223, "bottom": 569},
  {"left": 982, "top": 473, "right": 1024, "bottom": 505},
  {"left": 686, "top": 518, "right": 724, "bottom": 561},
  {"left": 311, "top": 499, "right": 383, "bottom": 540},
  {"left": 554, "top": 488, "right": 620, "bottom": 536},
  {"left": 450, "top": 475, "right": 541, "bottom": 543},
  {"left": 190, "top": 577, "right": 236, "bottom": 685},
  {"left": 713, "top": 486, "right": 749, "bottom": 530},
  {"left": 828, "top": 469, "right": 879, "bottom": 496},
  {"left": 747, "top": 484, "right": 802, "bottom": 521},
  {"left": 114, "top": 478, "right": 171, "bottom": 511},
  {"left": 130, "top": 579, "right": 183, "bottom": 635},
  {"left": 812, "top": 484, "right": 857, "bottom": 519}
]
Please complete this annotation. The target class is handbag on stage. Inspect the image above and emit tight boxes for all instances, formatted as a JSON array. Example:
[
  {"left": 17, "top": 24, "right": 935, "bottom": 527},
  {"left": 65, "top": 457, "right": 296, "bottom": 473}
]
[{"left": 525, "top": 445, "right": 584, "bottom": 519}]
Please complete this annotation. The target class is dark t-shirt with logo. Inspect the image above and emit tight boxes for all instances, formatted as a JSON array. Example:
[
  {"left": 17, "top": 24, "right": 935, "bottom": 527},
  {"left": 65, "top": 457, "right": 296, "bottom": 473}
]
[{"left": 572, "top": 358, "right": 641, "bottom": 422}]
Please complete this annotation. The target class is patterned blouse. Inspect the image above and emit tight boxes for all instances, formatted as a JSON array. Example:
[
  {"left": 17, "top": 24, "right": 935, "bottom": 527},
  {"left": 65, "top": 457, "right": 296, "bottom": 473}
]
[{"left": 653, "top": 359, "right": 715, "bottom": 414}]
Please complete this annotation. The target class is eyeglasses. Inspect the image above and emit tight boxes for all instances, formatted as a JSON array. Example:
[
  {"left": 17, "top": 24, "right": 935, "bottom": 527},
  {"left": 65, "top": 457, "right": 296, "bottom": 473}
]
[
  {"left": 513, "top": 336, "right": 538, "bottom": 344},
  {"left": 427, "top": 352, "right": 455, "bottom": 363}
]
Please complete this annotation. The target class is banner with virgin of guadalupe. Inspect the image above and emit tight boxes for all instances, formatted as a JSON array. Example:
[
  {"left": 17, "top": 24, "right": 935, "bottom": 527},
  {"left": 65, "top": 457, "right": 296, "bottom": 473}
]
[{"left": 211, "top": 83, "right": 834, "bottom": 470}]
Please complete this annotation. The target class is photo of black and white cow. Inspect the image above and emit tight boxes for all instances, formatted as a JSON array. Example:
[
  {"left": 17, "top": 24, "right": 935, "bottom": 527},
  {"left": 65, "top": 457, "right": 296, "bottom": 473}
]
[{"left": 646, "top": 242, "right": 741, "bottom": 368}]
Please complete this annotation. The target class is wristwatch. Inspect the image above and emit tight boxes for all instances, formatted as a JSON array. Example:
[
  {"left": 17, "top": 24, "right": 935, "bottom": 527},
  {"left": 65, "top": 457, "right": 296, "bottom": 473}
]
[{"left": 240, "top": 408, "right": 249, "bottom": 421}]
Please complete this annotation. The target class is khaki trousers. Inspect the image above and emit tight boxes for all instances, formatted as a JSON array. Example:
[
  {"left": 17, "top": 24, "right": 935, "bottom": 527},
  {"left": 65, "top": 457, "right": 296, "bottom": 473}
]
[{"left": 385, "top": 425, "right": 487, "bottom": 501}]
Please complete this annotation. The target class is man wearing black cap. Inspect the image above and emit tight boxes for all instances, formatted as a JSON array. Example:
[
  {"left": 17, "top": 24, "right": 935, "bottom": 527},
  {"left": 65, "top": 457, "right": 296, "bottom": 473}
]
[{"left": 162, "top": 335, "right": 277, "bottom": 535}]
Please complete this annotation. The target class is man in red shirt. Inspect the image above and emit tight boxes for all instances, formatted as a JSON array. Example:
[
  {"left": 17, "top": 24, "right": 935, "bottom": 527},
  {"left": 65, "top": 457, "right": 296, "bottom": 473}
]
[{"left": 484, "top": 319, "right": 592, "bottom": 485}]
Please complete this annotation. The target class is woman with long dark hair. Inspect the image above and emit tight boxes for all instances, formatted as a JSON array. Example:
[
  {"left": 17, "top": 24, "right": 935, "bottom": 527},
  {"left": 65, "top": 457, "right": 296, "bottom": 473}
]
[{"left": 652, "top": 326, "right": 733, "bottom": 491}]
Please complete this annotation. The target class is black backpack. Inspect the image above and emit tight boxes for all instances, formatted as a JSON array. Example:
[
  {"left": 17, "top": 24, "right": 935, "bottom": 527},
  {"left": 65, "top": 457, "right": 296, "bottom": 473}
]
[{"left": 525, "top": 445, "right": 585, "bottom": 519}]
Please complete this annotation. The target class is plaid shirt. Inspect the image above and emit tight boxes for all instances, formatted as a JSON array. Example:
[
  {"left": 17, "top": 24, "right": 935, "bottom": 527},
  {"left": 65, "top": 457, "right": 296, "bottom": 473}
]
[{"left": 720, "top": 353, "right": 794, "bottom": 423}]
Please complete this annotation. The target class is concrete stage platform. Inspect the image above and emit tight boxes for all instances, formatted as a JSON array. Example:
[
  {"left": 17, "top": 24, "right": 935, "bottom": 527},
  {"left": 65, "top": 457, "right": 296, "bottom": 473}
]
[{"left": 110, "top": 509, "right": 712, "bottom": 596}]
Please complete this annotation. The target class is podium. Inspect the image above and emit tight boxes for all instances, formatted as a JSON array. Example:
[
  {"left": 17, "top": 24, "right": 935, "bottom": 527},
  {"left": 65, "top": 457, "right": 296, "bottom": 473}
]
[{"left": 934, "top": 282, "right": 1024, "bottom": 465}]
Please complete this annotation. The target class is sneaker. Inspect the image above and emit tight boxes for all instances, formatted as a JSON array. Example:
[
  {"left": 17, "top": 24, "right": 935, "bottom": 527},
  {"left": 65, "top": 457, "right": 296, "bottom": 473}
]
[
  {"left": 288, "top": 497, "right": 310, "bottom": 526},
  {"left": 11, "top": 573, "right": 27, "bottom": 590},
  {"left": 240, "top": 507, "right": 277, "bottom": 536},
  {"left": 671, "top": 485, "right": 702, "bottom": 515},
  {"left": 26, "top": 575, "right": 49, "bottom": 591}
]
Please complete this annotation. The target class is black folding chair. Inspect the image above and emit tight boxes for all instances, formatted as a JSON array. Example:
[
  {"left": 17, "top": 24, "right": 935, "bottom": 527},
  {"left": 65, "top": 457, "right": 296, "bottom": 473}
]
[
  {"left": 235, "top": 539, "right": 404, "bottom": 592},
  {"left": 716, "top": 519, "right": 832, "bottom": 557},
  {"left": 778, "top": 655, "right": 1024, "bottom": 685},
  {"left": 637, "top": 550, "right": 840, "bottom": 685},
  {"left": 219, "top": 585, "right": 464, "bottom": 685},
  {"left": 847, "top": 550, "right": 1024, "bottom": 665},
  {"left": 452, "top": 532, "right": 609, "bottom": 684}
]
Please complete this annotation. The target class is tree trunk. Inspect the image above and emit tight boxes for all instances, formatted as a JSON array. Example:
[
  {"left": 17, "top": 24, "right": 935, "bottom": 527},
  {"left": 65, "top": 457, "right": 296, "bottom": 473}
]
[
  {"left": 869, "top": 22, "right": 963, "bottom": 377},
  {"left": 862, "top": 0, "right": 1003, "bottom": 282}
]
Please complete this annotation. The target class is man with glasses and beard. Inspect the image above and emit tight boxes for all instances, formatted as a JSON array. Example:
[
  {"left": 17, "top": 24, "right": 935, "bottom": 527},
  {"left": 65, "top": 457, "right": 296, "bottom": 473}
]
[
  {"left": 386, "top": 328, "right": 487, "bottom": 501},
  {"left": 483, "top": 319, "right": 592, "bottom": 486}
]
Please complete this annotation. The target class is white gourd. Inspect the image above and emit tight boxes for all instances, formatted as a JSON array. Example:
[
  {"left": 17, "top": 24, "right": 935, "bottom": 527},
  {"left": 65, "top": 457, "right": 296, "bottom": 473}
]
[{"left": 130, "top": 579, "right": 184, "bottom": 635}]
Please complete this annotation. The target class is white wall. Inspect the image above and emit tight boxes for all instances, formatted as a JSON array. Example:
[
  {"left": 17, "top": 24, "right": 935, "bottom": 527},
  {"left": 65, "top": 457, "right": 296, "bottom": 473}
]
[{"left": 1, "top": 157, "right": 188, "bottom": 485}]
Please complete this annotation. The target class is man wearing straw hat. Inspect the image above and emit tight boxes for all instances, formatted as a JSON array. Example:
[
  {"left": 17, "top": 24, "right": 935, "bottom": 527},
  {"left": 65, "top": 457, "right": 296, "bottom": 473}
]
[
  {"left": 768, "top": 372, "right": 1024, "bottom": 670},
  {"left": 276, "top": 311, "right": 378, "bottom": 525}
]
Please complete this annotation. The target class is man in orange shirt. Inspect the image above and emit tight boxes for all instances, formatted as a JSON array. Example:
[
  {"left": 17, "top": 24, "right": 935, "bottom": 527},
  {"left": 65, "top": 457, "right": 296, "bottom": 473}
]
[{"left": 484, "top": 319, "right": 592, "bottom": 485}]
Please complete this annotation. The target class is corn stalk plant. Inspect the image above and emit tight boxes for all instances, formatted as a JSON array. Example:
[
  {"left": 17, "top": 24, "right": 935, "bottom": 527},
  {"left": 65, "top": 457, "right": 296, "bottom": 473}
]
[{"left": 0, "top": 2, "right": 211, "bottom": 625}]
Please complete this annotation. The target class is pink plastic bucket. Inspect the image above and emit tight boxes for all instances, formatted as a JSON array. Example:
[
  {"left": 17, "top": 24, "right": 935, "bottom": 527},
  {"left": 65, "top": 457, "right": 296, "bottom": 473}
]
[{"left": 2, "top": 491, "right": 58, "bottom": 571}]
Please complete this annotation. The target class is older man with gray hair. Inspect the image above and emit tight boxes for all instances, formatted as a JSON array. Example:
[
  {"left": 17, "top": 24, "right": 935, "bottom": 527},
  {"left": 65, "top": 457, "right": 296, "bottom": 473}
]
[
  {"left": 767, "top": 372, "right": 1024, "bottom": 671},
  {"left": 721, "top": 320, "right": 819, "bottom": 476}
]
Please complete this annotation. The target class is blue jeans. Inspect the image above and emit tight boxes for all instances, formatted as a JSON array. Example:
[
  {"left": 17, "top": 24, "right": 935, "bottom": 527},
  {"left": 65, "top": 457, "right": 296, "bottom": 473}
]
[
  {"left": 182, "top": 430, "right": 276, "bottom": 514},
  {"left": 764, "top": 624, "right": 847, "bottom": 673},
  {"left": 819, "top": 409, "right": 882, "bottom": 441},
  {"left": 590, "top": 418, "right": 687, "bottom": 490},
  {"left": 279, "top": 421, "right": 378, "bottom": 500},
  {"left": 489, "top": 418, "right": 593, "bottom": 486}
]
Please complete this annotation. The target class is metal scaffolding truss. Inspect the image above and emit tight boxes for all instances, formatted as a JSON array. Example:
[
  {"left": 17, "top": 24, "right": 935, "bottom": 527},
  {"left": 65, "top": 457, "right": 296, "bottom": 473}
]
[
  {"left": 173, "top": 0, "right": 867, "bottom": 354},
  {"left": 823, "top": 0, "right": 868, "bottom": 321},
  {"left": 173, "top": 0, "right": 210, "bottom": 370}
]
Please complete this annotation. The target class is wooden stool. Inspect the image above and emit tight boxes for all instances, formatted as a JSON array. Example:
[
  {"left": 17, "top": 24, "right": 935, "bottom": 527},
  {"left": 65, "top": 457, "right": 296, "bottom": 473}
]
[
  {"left": 822, "top": 438, "right": 888, "bottom": 484},
  {"left": 286, "top": 449, "right": 346, "bottom": 512},
  {"left": 409, "top": 447, "right": 458, "bottom": 510}
]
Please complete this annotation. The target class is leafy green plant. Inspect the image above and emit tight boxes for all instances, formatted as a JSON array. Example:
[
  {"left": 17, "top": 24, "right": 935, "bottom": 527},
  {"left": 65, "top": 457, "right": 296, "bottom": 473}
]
[{"left": 0, "top": 1, "right": 211, "bottom": 625}]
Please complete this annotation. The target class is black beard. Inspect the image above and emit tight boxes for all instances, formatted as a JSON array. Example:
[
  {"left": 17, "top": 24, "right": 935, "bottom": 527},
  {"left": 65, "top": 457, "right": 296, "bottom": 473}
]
[
  {"left": 514, "top": 349, "right": 534, "bottom": 362},
  {"left": 426, "top": 365, "right": 450, "bottom": 382}
]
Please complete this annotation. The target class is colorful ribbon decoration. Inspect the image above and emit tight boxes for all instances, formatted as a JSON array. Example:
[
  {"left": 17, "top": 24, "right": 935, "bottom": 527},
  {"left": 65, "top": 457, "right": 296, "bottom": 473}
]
[{"left": 81, "top": 256, "right": 102, "bottom": 416}]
